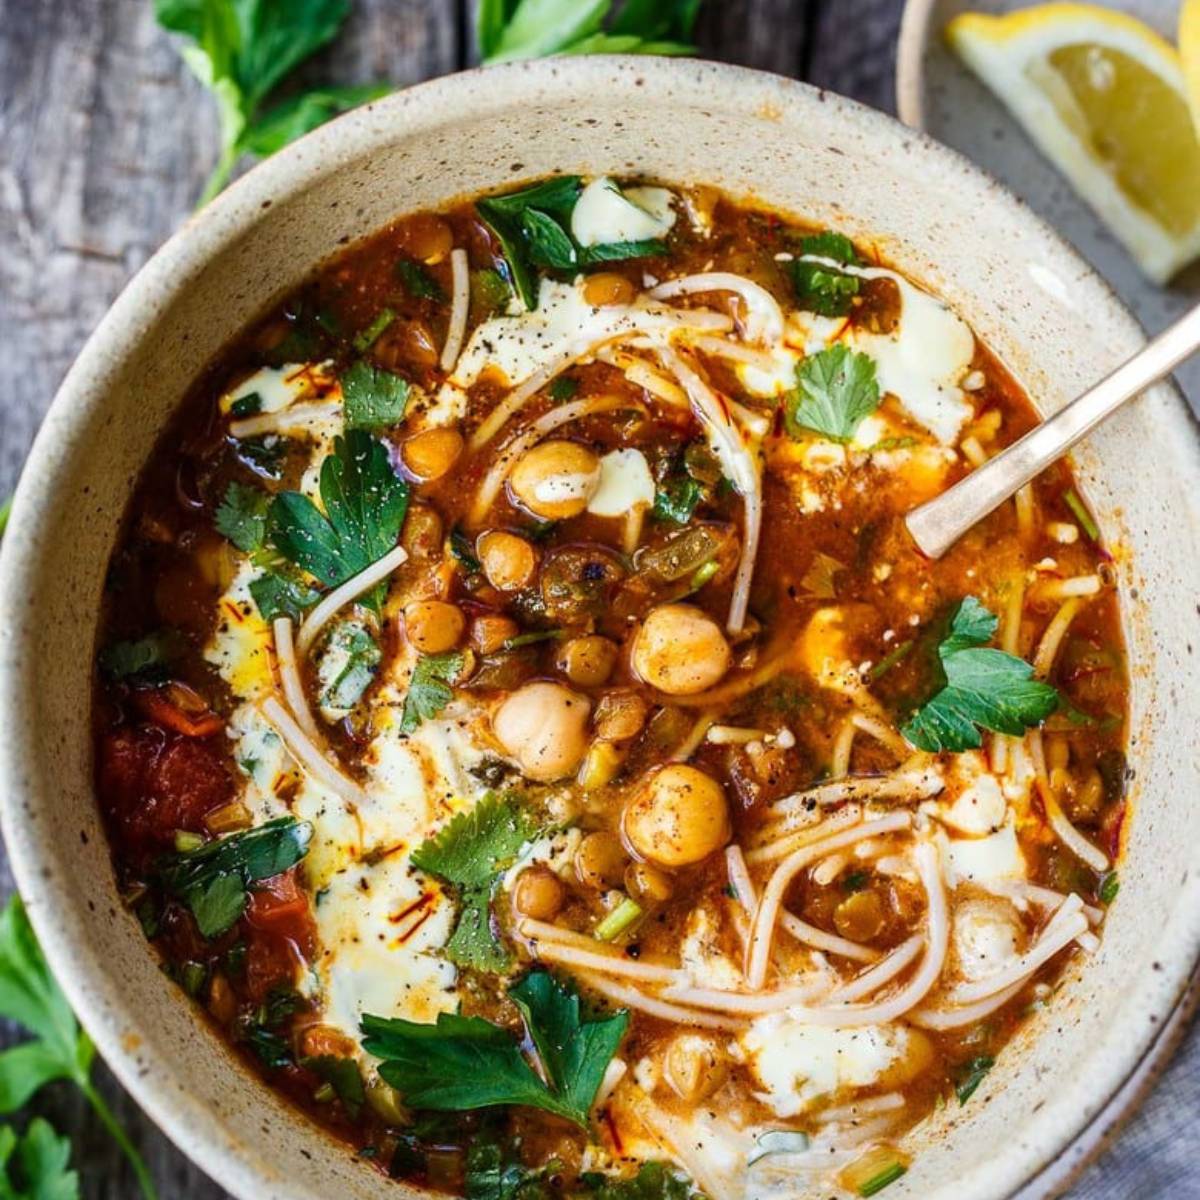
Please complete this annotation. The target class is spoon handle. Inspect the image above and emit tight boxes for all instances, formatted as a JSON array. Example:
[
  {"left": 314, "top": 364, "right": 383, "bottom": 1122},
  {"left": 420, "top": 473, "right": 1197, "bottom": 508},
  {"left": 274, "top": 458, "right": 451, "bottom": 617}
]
[{"left": 906, "top": 302, "right": 1200, "bottom": 559}]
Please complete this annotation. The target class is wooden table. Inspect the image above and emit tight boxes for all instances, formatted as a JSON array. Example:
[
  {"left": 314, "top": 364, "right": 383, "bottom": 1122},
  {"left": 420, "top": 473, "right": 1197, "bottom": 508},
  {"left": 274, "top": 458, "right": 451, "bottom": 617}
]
[{"left": 0, "top": 2, "right": 1179, "bottom": 1196}]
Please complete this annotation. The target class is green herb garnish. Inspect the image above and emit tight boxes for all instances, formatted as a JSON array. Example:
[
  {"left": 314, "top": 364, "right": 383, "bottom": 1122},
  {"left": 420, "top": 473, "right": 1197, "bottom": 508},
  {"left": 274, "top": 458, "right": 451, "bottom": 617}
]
[
  {"left": 870, "top": 638, "right": 914, "bottom": 682},
  {"left": 155, "top": 0, "right": 389, "bottom": 205},
  {"left": 352, "top": 308, "right": 397, "bottom": 354},
  {"left": 400, "top": 652, "right": 465, "bottom": 736},
  {"left": 1063, "top": 488, "right": 1101, "bottom": 542},
  {"left": 785, "top": 343, "right": 880, "bottom": 443},
  {"left": 0, "top": 897, "right": 156, "bottom": 1198},
  {"left": 341, "top": 361, "right": 410, "bottom": 431},
  {"left": 901, "top": 597, "right": 1059, "bottom": 752},
  {"left": 268, "top": 431, "right": 409, "bottom": 586},
  {"left": 549, "top": 375, "right": 579, "bottom": 403},
  {"left": 791, "top": 229, "right": 861, "bottom": 317},
  {"left": 858, "top": 1163, "right": 907, "bottom": 1197},
  {"left": 319, "top": 623, "right": 382, "bottom": 709},
  {"left": 248, "top": 570, "right": 322, "bottom": 623},
  {"left": 652, "top": 477, "right": 704, "bottom": 525},
  {"left": 158, "top": 817, "right": 312, "bottom": 938},
  {"left": 396, "top": 259, "right": 446, "bottom": 301},
  {"left": 1099, "top": 871, "right": 1120, "bottom": 904},
  {"left": 411, "top": 793, "right": 537, "bottom": 972},
  {"left": 98, "top": 633, "right": 177, "bottom": 683},
  {"left": 301, "top": 1055, "right": 365, "bottom": 1118},
  {"left": 215, "top": 481, "right": 271, "bottom": 554},
  {"left": 594, "top": 897, "right": 642, "bottom": 942},
  {"left": 361, "top": 970, "right": 627, "bottom": 1127},
  {"left": 0, "top": 1118, "right": 80, "bottom": 1199},
  {"left": 954, "top": 1055, "right": 994, "bottom": 1104},
  {"left": 229, "top": 390, "right": 262, "bottom": 418}
]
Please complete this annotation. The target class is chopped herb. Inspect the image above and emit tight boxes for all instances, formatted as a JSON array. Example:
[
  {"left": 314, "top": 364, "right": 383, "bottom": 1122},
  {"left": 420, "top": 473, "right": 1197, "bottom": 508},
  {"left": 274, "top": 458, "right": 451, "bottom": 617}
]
[
  {"left": 502, "top": 629, "right": 564, "bottom": 649},
  {"left": 1063, "top": 488, "right": 1101, "bottom": 542},
  {"left": 870, "top": 639, "right": 914, "bottom": 682},
  {"left": 858, "top": 1163, "right": 907, "bottom": 1197},
  {"left": 790, "top": 230, "right": 861, "bottom": 317},
  {"left": 584, "top": 1162, "right": 699, "bottom": 1200},
  {"left": 179, "top": 961, "right": 207, "bottom": 997},
  {"left": 400, "top": 652, "right": 465, "bottom": 736},
  {"left": 411, "top": 793, "right": 537, "bottom": 971},
  {"left": 361, "top": 971, "right": 627, "bottom": 1127},
  {"left": 549, "top": 375, "right": 579, "bottom": 403},
  {"left": 396, "top": 259, "right": 445, "bottom": 302},
  {"left": 229, "top": 390, "right": 262, "bottom": 418},
  {"left": 352, "top": 308, "right": 397, "bottom": 354},
  {"left": 450, "top": 527, "right": 482, "bottom": 573},
  {"left": 686, "top": 559, "right": 719, "bottom": 595},
  {"left": 653, "top": 477, "right": 704, "bottom": 524},
  {"left": 1099, "top": 871, "right": 1120, "bottom": 904},
  {"left": 746, "top": 1129, "right": 811, "bottom": 1166},
  {"left": 157, "top": 817, "right": 313, "bottom": 938},
  {"left": 319, "top": 623, "right": 382, "bottom": 710},
  {"left": 954, "top": 1055, "right": 995, "bottom": 1104},
  {"left": 471, "top": 268, "right": 512, "bottom": 315},
  {"left": 785, "top": 343, "right": 881, "bottom": 443},
  {"left": 594, "top": 897, "right": 642, "bottom": 942},
  {"left": 869, "top": 435, "right": 919, "bottom": 453},
  {"left": 268, "top": 431, "right": 409, "bottom": 586},
  {"left": 901, "top": 597, "right": 1059, "bottom": 753},
  {"left": 301, "top": 1055, "right": 365, "bottom": 1118},
  {"left": 0, "top": 496, "right": 10, "bottom": 540},
  {"left": 463, "top": 1141, "right": 552, "bottom": 1200},
  {"left": 800, "top": 551, "right": 845, "bottom": 600},
  {"left": 841, "top": 870, "right": 869, "bottom": 893},
  {"left": 248, "top": 570, "right": 322, "bottom": 623},
  {"left": 214, "top": 482, "right": 270, "bottom": 554},
  {"left": 98, "top": 633, "right": 176, "bottom": 683},
  {"left": 235, "top": 434, "right": 288, "bottom": 480},
  {"left": 340, "top": 361, "right": 410, "bottom": 431},
  {"left": 583, "top": 238, "right": 666, "bottom": 263}
]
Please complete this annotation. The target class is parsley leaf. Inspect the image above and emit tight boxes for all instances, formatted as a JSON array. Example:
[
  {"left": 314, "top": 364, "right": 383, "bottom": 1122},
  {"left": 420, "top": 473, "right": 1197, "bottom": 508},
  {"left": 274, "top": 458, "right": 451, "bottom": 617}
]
[
  {"left": 268, "top": 431, "right": 409, "bottom": 587},
  {"left": 785, "top": 344, "right": 881, "bottom": 443},
  {"left": 341, "top": 361, "right": 410, "bottom": 431},
  {"left": 0, "top": 1119, "right": 80, "bottom": 1200},
  {"left": 588, "top": 1162, "right": 699, "bottom": 1200},
  {"left": 0, "top": 897, "right": 156, "bottom": 1198},
  {"left": 155, "top": 0, "right": 389, "bottom": 204},
  {"left": 361, "top": 970, "right": 627, "bottom": 1127},
  {"left": 400, "top": 652, "right": 464, "bottom": 735},
  {"left": 411, "top": 793, "right": 537, "bottom": 972},
  {"left": 396, "top": 259, "right": 446, "bottom": 302},
  {"left": 158, "top": 817, "right": 313, "bottom": 938},
  {"left": 901, "top": 597, "right": 1060, "bottom": 752},
  {"left": 479, "top": 0, "right": 700, "bottom": 64},
  {"left": 215, "top": 482, "right": 270, "bottom": 554},
  {"left": 652, "top": 477, "right": 704, "bottom": 525},
  {"left": 790, "top": 230, "right": 861, "bottom": 317},
  {"left": 248, "top": 570, "right": 322, "bottom": 622}
]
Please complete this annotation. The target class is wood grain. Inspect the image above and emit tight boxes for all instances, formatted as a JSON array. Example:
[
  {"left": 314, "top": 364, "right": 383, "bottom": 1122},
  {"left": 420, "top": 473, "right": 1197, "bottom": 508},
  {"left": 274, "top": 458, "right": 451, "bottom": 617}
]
[{"left": 0, "top": 2, "right": 902, "bottom": 1194}]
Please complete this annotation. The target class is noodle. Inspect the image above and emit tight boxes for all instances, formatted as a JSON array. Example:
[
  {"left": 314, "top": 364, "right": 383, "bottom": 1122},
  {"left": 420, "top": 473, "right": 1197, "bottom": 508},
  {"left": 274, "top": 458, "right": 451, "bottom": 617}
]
[
  {"left": 295, "top": 543, "right": 409, "bottom": 658},
  {"left": 439, "top": 247, "right": 470, "bottom": 372}
]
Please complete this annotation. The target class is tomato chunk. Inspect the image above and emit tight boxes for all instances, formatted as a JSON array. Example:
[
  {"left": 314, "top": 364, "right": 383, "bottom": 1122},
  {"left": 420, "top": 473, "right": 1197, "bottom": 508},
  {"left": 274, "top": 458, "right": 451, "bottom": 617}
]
[{"left": 98, "top": 726, "right": 233, "bottom": 849}]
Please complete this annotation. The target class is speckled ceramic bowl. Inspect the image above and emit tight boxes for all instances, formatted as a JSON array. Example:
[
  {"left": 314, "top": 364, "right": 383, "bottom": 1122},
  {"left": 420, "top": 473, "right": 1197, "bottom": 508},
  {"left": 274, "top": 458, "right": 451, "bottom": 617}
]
[{"left": 1, "top": 57, "right": 1198, "bottom": 1200}]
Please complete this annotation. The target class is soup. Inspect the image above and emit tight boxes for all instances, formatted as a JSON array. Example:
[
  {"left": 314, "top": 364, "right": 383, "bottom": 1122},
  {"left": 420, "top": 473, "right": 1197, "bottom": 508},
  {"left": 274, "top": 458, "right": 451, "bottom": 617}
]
[{"left": 93, "top": 176, "right": 1128, "bottom": 1199}]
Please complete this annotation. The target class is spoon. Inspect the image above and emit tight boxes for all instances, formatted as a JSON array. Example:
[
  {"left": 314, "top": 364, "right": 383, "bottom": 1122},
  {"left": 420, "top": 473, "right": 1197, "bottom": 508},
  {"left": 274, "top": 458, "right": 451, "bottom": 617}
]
[{"left": 905, "top": 302, "right": 1200, "bottom": 558}]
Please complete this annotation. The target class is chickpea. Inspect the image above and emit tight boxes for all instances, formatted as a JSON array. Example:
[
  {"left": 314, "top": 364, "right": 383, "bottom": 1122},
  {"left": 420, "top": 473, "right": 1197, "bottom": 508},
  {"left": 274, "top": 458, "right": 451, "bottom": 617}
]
[
  {"left": 493, "top": 681, "right": 591, "bottom": 781},
  {"left": 623, "top": 764, "right": 730, "bottom": 868},
  {"left": 575, "top": 831, "right": 627, "bottom": 890},
  {"left": 508, "top": 440, "right": 601, "bottom": 520},
  {"left": 833, "top": 890, "right": 885, "bottom": 941},
  {"left": 625, "top": 861, "right": 673, "bottom": 906},
  {"left": 556, "top": 636, "right": 618, "bottom": 687},
  {"left": 404, "top": 600, "right": 466, "bottom": 654},
  {"left": 402, "top": 214, "right": 454, "bottom": 264},
  {"left": 663, "top": 1032, "right": 728, "bottom": 1102},
  {"left": 593, "top": 690, "right": 650, "bottom": 741},
  {"left": 471, "top": 613, "right": 521, "bottom": 655},
  {"left": 631, "top": 604, "right": 731, "bottom": 695},
  {"left": 477, "top": 530, "right": 538, "bottom": 591},
  {"left": 512, "top": 866, "right": 566, "bottom": 921},
  {"left": 402, "top": 504, "right": 443, "bottom": 558},
  {"left": 402, "top": 427, "right": 464, "bottom": 482},
  {"left": 582, "top": 272, "right": 636, "bottom": 306}
]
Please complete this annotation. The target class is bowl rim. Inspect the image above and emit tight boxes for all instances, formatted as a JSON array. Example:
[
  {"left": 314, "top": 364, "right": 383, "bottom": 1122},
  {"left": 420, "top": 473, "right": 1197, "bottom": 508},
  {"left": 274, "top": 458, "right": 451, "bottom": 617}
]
[
  {"left": 2, "top": 53, "right": 1199, "bottom": 1200},
  {"left": 897, "top": 0, "right": 940, "bottom": 128}
]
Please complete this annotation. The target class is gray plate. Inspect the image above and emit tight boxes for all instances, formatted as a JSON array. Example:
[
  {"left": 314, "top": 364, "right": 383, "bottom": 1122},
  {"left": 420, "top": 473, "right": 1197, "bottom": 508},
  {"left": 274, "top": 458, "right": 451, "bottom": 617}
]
[{"left": 896, "top": 0, "right": 1200, "bottom": 413}]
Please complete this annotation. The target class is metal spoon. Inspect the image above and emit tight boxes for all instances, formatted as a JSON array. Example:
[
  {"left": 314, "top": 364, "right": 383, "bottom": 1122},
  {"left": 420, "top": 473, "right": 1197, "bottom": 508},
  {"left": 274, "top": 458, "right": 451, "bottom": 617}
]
[{"left": 905, "top": 303, "right": 1200, "bottom": 558}]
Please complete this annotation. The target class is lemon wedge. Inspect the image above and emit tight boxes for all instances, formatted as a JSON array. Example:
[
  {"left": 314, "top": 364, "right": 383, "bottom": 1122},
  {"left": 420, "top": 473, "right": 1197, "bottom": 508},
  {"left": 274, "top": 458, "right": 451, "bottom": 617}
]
[{"left": 947, "top": 3, "right": 1200, "bottom": 283}]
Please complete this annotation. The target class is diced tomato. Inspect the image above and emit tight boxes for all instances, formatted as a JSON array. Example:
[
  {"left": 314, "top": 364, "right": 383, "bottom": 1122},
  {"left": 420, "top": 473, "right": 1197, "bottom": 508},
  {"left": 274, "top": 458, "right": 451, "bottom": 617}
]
[
  {"left": 134, "top": 683, "right": 224, "bottom": 738},
  {"left": 98, "top": 726, "right": 233, "bottom": 849},
  {"left": 246, "top": 871, "right": 315, "bottom": 954},
  {"left": 244, "top": 933, "right": 301, "bottom": 1004}
]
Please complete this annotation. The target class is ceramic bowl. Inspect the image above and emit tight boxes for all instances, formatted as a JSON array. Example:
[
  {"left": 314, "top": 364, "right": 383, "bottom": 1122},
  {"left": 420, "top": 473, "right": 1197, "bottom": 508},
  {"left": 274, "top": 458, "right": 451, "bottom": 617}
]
[{"left": 1, "top": 57, "right": 1198, "bottom": 1200}]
